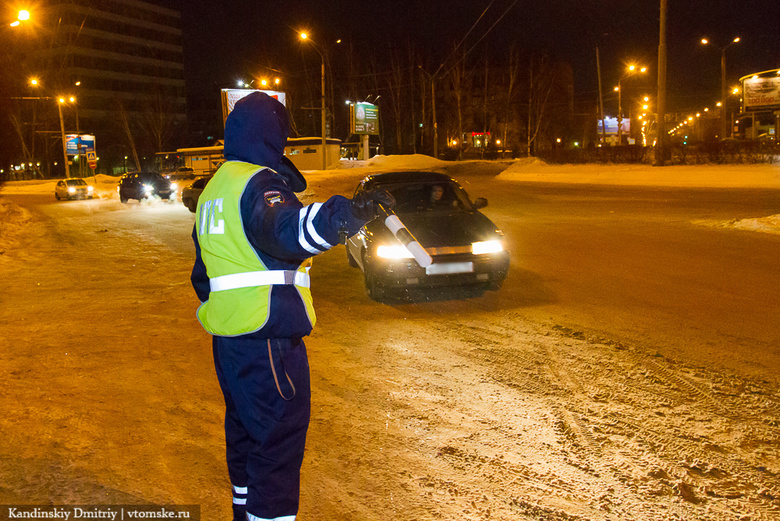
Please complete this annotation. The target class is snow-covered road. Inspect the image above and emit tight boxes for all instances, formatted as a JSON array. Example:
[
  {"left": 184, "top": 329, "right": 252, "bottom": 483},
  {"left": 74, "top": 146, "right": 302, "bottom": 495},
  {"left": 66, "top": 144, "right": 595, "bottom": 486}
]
[{"left": 1, "top": 157, "right": 779, "bottom": 519}]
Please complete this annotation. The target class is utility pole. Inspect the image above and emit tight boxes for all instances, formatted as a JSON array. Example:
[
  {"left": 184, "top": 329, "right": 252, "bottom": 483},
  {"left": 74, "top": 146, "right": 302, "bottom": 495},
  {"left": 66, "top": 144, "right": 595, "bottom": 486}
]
[
  {"left": 57, "top": 101, "right": 70, "bottom": 178},
  {"left": 655, "top": 0, "right": 668, "bottom": 166},
  {"left": 321, "top": 56, "right": 327, "bottom": 170},
  {"left": 596, "top": 45, "right": 607, "bottom": 146},
  {"left": 418, "top": 66, "right": 440, "bottom": 158}
]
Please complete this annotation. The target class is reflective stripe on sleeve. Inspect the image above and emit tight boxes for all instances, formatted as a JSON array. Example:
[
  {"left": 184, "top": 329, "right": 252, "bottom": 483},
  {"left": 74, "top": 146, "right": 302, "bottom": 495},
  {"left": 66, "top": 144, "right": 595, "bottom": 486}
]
[
  {"left": 298, "top": 203, "right": 331, "bottom": 253},
  {"left": 209, "top": 270, "right": 310, "bottom": 292}
]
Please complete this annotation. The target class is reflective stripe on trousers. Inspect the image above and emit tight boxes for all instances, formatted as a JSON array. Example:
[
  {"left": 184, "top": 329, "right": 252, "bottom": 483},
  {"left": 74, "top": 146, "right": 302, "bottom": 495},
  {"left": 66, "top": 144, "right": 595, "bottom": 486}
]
[
  {"left": 246, "top": 514, "right": 296, "bottom": 521},
  {"left": 209, "top": 270, "right": 310, "bottom": 292},
  {"left": 232, "top": 484, "right": 248, "bottom": 505}
]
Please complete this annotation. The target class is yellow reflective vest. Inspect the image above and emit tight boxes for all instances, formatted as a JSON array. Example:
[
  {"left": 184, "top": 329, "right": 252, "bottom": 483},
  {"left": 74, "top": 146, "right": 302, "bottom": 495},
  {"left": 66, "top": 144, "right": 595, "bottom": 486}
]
[{"left": 195, "top": 161, "right": 315, "bottom": 336}]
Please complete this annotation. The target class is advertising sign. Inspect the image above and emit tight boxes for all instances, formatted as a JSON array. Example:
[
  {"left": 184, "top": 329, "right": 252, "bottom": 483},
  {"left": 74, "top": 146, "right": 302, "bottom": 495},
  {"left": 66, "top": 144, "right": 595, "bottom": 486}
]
[
  {"left": 66, "top": 134, "right": 96, "bottom": 156},
  {"left": 743, "top": 76, "right": 780, "bottom": 109},
  {"left": 597, "top": 117, "right": 629, "bottom": 135},
  {"left": 221, "top": 89, "right": 287, "bottom": 126},
  {"left": 350, "top": 102, "right": 379, "bottom": 135}
]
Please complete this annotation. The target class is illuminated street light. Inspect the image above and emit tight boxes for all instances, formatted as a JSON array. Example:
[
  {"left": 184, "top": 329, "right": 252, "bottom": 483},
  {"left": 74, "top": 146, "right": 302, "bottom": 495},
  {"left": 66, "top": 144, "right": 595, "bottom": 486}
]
[
  {"left": 617, "top": 64, "right": 647, "bottom": 145},
  {"left": 299, "top": 31, "right": 327, "bottom": 170},
  {"left": 10, "top": 9, "right": 30, "bottom": 26},
  {"left": 701, "top": 36, "right": 741, "bottom": 139}
]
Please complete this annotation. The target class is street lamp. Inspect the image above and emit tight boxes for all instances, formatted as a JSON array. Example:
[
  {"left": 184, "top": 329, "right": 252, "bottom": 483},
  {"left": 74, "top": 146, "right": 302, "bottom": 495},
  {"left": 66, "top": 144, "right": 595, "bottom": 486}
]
[
  {"left": 300, "top": 31, "right": 327, "bottom": 170},
  {"left": 10, "top": 9, "right": 30, "bottom": 27},
  {"left": 57, "top": 96, "right": 76, "bottom": 178},
  {"left": 701, "top": 37, "right": 740, "bottom": 139},
  {"left": 616, "top": 64, "right": 647, "bottom": 145}
]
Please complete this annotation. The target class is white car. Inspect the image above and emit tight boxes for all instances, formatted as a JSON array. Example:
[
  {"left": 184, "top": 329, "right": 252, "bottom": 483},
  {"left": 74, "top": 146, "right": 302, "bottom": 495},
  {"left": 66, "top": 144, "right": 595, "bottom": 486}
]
[{"left": 55, "top": 178, "right": 95, "bottom": 200}]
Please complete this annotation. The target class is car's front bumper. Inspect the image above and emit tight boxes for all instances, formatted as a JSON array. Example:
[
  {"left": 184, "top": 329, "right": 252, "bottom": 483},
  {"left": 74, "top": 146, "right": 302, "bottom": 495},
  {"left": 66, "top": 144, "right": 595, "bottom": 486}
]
[
  {"left": 368, "top": 251, "right": 510, "bottom": 291},
  {"left": 66, "top": 189, "right": 93, "bottom": 199}
]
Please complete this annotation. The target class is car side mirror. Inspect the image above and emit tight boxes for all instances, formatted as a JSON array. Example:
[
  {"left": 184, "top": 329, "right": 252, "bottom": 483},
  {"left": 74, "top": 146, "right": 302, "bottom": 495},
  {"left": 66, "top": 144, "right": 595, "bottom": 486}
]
[{"left": 474, "top": 197, "right": 488, "bottom": 209}]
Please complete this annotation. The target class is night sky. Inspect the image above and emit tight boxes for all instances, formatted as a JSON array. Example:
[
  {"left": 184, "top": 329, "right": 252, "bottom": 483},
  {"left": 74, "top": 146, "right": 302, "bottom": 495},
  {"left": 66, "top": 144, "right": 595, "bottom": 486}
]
[{"left": 176, "top": 0, "right": 779, "bottom": 113}]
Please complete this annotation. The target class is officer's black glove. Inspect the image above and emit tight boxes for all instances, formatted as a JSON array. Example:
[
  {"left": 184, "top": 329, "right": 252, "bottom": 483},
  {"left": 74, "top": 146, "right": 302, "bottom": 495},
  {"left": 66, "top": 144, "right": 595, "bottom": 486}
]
[{"left": 350, "top": 189, "right": 395, "bottom": 221}]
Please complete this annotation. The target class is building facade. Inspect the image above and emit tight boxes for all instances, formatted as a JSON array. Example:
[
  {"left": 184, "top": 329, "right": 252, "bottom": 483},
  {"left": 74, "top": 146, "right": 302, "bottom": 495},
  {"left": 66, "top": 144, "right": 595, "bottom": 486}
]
[{"left": 28, "top": 0, "right": 186, "bottom": 174}]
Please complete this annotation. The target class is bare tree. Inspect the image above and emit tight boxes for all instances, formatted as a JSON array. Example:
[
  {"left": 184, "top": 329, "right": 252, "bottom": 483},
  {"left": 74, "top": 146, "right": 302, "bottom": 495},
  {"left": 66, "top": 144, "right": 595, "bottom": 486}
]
[
  {"left": 138, "top": 88, "right": 181, "bottom": 155},
  {"left": 116, "top": 100, "right": 141, "bottom": 171},
  {"left": 447, "top": 46, "right": 468, "bottom": 161},
  {"left": 502, "top": 46, "right": 522, "bottom": 158},
  {"left": 386, "top": 45, "right": 406, "bottom": 154},
  {"left": 526, "top": 54, "right": 557, "bottom": 156},
  {"left": 10, "top": 113, "right": 44, "bottom": 178}
]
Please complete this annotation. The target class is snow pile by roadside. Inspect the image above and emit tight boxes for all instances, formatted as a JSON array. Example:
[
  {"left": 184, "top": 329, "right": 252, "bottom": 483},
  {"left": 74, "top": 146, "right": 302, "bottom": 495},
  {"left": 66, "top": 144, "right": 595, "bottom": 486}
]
[
  {"left": 327, "top": 154, "right": 449, "bottom": 173},
  {"left": 0, "top": 198, "right": 31, "bottom": 258},
  {"left": 0, "top": 174, "right": 120, "bottom": 199},
  {"left": 694, "top": 214, "right": 780, "bottom": 235},
  {"left": 499, "top": 159, "right": 780, "bottom": 188},
  {"left": 499, "top": 159, "right": 780, "bottom": 235}
]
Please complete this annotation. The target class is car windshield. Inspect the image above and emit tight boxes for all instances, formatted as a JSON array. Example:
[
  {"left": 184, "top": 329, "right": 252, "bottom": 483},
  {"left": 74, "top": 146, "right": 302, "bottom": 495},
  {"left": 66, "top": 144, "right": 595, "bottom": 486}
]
[
  {"left": 374, "top": 181, "right": 472, "bottom": 213},
  {"left": 66, "top": 179, "right": 86, "bottom": 186}
]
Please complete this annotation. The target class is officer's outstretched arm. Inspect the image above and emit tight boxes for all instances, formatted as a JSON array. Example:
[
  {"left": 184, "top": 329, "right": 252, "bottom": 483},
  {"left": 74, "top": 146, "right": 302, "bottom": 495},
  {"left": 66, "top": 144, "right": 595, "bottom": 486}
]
[{"left": 249, "top": 193, "right": 359, "bottom": 261}]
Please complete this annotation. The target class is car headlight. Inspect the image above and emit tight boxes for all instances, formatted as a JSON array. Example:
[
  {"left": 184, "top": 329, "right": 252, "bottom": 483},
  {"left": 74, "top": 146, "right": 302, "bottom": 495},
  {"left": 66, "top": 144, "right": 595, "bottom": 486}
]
[
  {"left": 170, "top": 183, "right": 178, "bottom": 191},
  {"left": 472, "top": 240, "right": 504, "bottom": 255},
  {"left": 143, "top": 184, "right": 153, "bottom": 194},
  {"left": 87, "top": 185, "right": 94, "bottom": 192},
  {"left": 68, "top": 187, "right": 76, "bottom": 194},
  {"left": 376, "top": 244, "right": 414, "bottom": 259}
]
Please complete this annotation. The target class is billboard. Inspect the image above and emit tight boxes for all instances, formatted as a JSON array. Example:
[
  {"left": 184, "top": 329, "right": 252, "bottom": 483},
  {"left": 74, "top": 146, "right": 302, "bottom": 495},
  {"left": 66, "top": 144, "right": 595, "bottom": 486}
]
[
  {"left": 596, "top": 117, "right": 630, "bottom": 135},
  {"left": 350, "top": 102, "right": 379, "bottom": 135},
  {"left": 742, "top": 76, "right": 780, "bottom": 110},
  {"left": 66, "top": 134, "right": 95, "bottom": 156},
  {"left": 221, "top": 89, "right": 287, "bottom": 126}
]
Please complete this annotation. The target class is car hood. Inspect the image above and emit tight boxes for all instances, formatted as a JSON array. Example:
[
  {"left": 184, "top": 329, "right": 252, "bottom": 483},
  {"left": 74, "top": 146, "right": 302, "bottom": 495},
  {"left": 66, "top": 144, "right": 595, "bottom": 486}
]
[{"left": 367, "top": 209, "right": 501, "bottom": 247}]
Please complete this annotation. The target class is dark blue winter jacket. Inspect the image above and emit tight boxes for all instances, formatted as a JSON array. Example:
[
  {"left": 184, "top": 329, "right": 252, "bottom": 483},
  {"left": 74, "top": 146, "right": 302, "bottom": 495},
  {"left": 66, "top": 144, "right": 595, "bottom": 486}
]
[{"left": 191, "top": 92, "right": 363, "bottom": 339}]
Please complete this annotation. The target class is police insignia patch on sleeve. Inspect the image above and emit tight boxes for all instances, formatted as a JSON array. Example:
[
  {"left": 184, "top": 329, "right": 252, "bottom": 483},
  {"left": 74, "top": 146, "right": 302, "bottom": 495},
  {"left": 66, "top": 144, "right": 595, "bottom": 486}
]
[{"left": 264, "top": 190, "right": 285, "bottom": 206}]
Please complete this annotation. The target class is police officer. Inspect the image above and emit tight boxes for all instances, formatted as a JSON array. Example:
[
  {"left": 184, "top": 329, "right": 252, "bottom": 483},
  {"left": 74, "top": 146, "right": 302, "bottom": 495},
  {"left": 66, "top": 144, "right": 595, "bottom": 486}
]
[{"left": 191, "top": 92, "right": 391, "bottom": 521}]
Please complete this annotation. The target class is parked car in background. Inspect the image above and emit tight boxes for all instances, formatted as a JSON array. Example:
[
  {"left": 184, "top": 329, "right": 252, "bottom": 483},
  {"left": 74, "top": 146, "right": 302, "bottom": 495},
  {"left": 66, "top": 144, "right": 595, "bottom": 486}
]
[
  {"left": 55, "top": 178, "right": 94, "bottom": 200},
  {"left": 346, "top": 171, "right": 510, "bottom": 301},
  {"left": 117, "top": 171, "right": 176, "bottom": 203},
  {"left": 164, "top": 166, "right": 196, "bottom": 182},
  {"left": 181, "top": 175, "right": 213, "bottom": 212}
]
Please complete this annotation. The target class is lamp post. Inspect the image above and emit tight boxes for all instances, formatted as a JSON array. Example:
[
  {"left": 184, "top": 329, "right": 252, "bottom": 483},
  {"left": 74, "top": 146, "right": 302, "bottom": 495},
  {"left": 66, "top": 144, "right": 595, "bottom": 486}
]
[
  {"left": 616, "top": 65, "right": 647, "bottom": 146},
  {"left": 701, "top": 37, "right": 740, "bottom": 139},
  {"left": 418, "top": 66, "right": 440, "bottom": 159},
  {"left": 57, "top": 96, "right": 77, "bottom": 178},
  {"left": 57, "top": 98, "right": 70, "bottom": 178},
  {"left": 300, "top": 32, "right": 327, "bottom": 170}
]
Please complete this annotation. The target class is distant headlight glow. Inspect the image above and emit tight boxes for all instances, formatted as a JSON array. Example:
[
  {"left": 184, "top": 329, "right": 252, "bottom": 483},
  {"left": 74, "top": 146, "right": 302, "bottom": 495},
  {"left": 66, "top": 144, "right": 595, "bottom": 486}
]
[
  {"left": 376, "top": 244, "right": 414, "bottom": 259},
  {"left": 472, "top": 240, "right": 503, "bottom": 255}
]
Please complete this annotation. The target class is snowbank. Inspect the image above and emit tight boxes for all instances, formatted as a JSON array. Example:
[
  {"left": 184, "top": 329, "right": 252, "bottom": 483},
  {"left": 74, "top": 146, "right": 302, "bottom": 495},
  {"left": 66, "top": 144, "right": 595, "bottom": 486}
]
[
  {"left": 499, "top": 159, "right": 780, "bottom": 189},
  {"left": 0, "top": 199, "right": 32, "bottom": 259}
]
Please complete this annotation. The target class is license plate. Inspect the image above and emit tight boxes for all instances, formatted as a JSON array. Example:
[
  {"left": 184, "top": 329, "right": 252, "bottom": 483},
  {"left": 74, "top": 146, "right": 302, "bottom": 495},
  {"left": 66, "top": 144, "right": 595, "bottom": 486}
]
[{"left": 425, "top": 262, "right": 474, "bottom": 275}]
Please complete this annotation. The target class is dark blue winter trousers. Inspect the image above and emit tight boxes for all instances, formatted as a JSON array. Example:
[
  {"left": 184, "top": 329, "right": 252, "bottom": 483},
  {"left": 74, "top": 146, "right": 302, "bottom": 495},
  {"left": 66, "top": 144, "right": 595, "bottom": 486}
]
[{"left": 213, "top": 335, "right": 311, "bottom": 521}]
